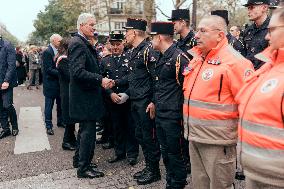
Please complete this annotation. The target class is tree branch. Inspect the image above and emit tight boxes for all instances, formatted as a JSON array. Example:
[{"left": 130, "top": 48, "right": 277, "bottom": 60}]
[
  {"left": 176, "top": 0, "right": 187, "bottom": 9},
  {"left": 155, "top": 6, "right": 170, "bottom": 18}
]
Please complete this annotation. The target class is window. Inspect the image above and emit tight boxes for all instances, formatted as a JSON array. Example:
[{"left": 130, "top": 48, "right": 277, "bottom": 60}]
[{"left": 114, "top": 22, "right": 126, "bottom": 29}]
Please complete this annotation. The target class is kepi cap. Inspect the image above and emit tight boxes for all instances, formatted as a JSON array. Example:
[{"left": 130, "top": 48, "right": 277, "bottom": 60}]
[
  {"left": 123, "top": 18, "right": 147, "bottom": 31},
  {"left": 168, "top": 9, "right": 190, "bottom": 21},
  {"left": 149, "top": 22, "right": 174, "bottom": 35}
]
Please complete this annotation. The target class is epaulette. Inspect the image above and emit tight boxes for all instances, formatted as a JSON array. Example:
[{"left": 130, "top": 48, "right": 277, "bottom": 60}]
[
  {"left": 175, "top": 54, "right": 181, "bottom": 85},
  {"left": 143, "top": 46, "right": 150, "bottom": 73}
]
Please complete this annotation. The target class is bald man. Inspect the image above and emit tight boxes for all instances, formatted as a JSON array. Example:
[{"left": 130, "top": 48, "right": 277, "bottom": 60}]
[{"left": 183, "top": 16, "right": 254, "bottom": 189}]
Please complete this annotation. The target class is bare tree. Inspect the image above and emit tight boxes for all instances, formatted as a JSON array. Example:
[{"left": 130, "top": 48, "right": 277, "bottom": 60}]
[
  {"left": 195, "top": 0, "right": 248, "bottom": 28},
  {"left": 144, "top": 0, "right": 156, "bottom": 29}
]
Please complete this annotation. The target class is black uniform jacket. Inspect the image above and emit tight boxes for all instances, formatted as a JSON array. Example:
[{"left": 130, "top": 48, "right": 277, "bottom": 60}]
[
  {"left": 176, "top": 30, "right": 196, "bottom": 59},
  {"left": 126, "top": 40, "right": 159, "bottom": 102},
  {"left": 227, "top": 33, "right": 245, "bottom": 56},
  {"left": 243, "top": 17, "right": 270, "bottom": 70},
  {"left": 154, "top": 44, "right": 190, "bottom": 119},
  {"left": 101, "top": 53, "right": 130, "bottom": 96}
]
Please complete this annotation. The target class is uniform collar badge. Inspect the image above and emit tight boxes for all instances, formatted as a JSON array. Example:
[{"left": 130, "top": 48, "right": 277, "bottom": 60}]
[{"left": 150, "top": 57, "right": 156, "bottom": 62}]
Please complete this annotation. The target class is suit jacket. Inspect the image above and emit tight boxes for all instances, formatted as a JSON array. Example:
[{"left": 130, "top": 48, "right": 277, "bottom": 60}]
[
  {"left": 42, "top": 45, "right": 60, "bottom": 98},
  {"left": 68, "top": 33, "right": 104, "bottom": 121},
  {"left": 0, "top": 39, "right": 17, "bottom": 88}
]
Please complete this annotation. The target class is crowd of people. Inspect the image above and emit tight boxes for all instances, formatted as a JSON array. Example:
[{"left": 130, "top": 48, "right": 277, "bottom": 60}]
[{"left": 0, "top": 0, "right": 283, "bottom": 188}]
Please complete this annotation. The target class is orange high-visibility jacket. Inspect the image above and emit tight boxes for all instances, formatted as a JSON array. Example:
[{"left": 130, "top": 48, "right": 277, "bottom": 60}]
[
  {"left": 183, "top": 38, "right": 254, "bottom": 145},
  {"left": 236, "top": 48, "right": 284, "bottom": 187}
]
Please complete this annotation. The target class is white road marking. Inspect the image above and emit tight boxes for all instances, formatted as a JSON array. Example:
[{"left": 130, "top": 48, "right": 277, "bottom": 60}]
[{"left": 14, "top": 107, "right": 51, "bottom": 154}]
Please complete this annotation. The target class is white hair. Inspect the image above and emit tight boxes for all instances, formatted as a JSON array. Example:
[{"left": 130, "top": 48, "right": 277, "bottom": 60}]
[
  {"left": 77, "top": 13, "right": 95, "bottom": 30},
  {"left": 50, "top": 34, "right": 62, "bottom": 44}
]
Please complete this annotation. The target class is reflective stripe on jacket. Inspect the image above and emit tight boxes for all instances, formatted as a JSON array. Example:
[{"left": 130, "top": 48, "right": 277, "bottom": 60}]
[
  {"left": 236, "top": 47, "right": 284, "bottom": 187},
  {"left": 183, "top": 38, "right": 254, "bottom": 145}
]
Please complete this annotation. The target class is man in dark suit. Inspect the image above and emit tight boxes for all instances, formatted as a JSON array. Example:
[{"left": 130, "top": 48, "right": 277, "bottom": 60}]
[
  {"left": 42, "top": 34, "right": 64, "bottom": 135},
  {"left": 0, "top": 36, "right": 19, "bottom": 139},
  {"left": 68, "top": 13, "right": 114, "bottom": 179}
]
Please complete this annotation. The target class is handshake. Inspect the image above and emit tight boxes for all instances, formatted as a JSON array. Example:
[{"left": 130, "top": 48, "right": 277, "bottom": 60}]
[{"left": 101, "top": 78, "right": 115, "bottom": 89}]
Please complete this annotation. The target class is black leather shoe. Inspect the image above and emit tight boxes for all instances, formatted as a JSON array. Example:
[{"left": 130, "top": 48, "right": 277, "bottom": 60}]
[
  {"left": 77, "top": 169, "right": 104, "bottom": 178},
  {"left": 186, "top": 162, "right": 191, "bottom": 174},
  {"left": 73, "top": 162, "right": 97, "bottom": 169},
  {"left": 96, "top": 130, "right": 104, "bottom": 135},
  {"left": 12, "top": 129, "right": 19, "bottom": 136},
  {"left": 136, "top": 169, "right": 161, "bottom": 185},
  {"left": 127, "top": 158, "right": 138, "bottom": 166},
  {"left": 46, "top": 129, "right": 54, "bottom": 135},
  {"left": 166, "top": 182, "right": 187, "bottom": 189},
  {"left": 133, "top": 167, "right": 149, "bottom": 179},
  {"left": 107, "top": 155, "right": 126, "bottom": 163},
  {"left": 96, "top": 138, "right": 107, "bottom": 144},
  {"left": 0, "top": 130, "right": 11, "bottom": 139},
  {"left": 62, "top": 143, "right": 76, "bottom": 151},
  {"left": 102, "top": 142, "right": 114, "bottom": 149},
  {"left": 235, "top": 171, "right": 246, "bottom": 180},
  {"left": 57, "top": 123, "right": 66, "bottom": 128}
]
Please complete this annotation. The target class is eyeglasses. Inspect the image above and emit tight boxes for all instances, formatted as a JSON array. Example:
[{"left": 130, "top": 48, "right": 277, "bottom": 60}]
[
  {"left": 195, "top": 28, "right": 221, "bottom": 34},
  {"left": 267, "top": 25, "right": 284, "bottom": 34}
]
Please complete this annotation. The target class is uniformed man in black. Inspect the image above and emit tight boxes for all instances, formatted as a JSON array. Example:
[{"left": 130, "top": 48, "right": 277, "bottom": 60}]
[
  {"left": 168, "top": 9, "right": 193, "bottom": 174},
  {"left": 123, "top": 18, "right": 161, "bottom": 185},
  {"left": 243, "top": 0, "right": 270, "bottom": 70},
  {"left": 211, "top": 10, "right": 246, "bottom": 56},
  {"left": 101, "top": 31, "right": 139, "bottom": 166},
  {"left": 150, "top": 22, "right": 188, "bottom": 189},
  {"left": 169, "top": 9, "right": 196, "bottom": 58}
]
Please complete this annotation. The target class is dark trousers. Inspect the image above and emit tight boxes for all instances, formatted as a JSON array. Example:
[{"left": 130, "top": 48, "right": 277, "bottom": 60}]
[
  {"left": 0, "top": 88, "right": 18, "bottom": 131},
  {"left": 182, "top": 138, "right": 191, "bottom": 171},
  {"left": 73, "top": 121, "right": 97, "bottom": 173},
  {"left": 131, "top": 99, "right": 160, "bottom": 169},
  {"left": 44, "top": 96, "right": 62, "bottom": 129},
  {"left": 63, "top": 124, "right": 76, "bottom": 144},
  {"left": 110, "top": 101, "right": 139, "bottom": 159},
  {"left": 100, "top": 104, "right": 113, "bottom": 143},
  {"left": 156, "top": 116, "right": 187, "bottom": 188}
]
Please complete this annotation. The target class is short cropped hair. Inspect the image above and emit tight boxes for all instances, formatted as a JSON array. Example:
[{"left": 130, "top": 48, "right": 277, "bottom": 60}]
[
  {"left": 50, "top": 34, "right": 62, "bottom": 44},
  {"left": 77, "top": 13, "right": 95, "bottom": 30}
]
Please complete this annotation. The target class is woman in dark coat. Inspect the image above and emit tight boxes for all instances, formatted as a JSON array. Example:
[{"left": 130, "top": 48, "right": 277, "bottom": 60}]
[
  {"left": 16, "top": 47, "right": 27, "bottom": 85},
  {"left": 56, "top": 38, "right": 76, "bottom": 150}
]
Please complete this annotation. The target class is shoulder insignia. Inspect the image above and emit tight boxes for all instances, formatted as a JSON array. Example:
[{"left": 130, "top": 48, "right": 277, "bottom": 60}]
[
  {"left": 180, "top": 53, "right": 191, "bottom": 62},
  {"left": 207, "top": 57, "right": 221, "bottom": 65}
]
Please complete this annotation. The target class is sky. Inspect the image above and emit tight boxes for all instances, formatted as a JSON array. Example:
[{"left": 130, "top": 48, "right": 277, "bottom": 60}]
[{"left": 0, "top": 0, "right": 178, "bottom": 42}]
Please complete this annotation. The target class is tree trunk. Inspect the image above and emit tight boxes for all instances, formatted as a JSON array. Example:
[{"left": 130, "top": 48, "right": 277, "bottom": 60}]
[
  {"left": 176, "top": 0, "right": 181, "bottom": 8},
  {"left": 192, "top": 0, "right": 197, "bottom": 30},
  {"left": 144, "top": 0, "right": 155, "bottom": 30}
]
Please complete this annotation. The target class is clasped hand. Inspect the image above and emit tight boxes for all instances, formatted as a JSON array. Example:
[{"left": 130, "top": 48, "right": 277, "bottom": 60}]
[{"left": 101, "top": 78, "right": 115, "bottom": 89}]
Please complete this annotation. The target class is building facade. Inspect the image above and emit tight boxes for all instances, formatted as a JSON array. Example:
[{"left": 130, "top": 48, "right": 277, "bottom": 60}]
[{"left": 81, "top": 0, "right": 149, "bottom": 35}]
